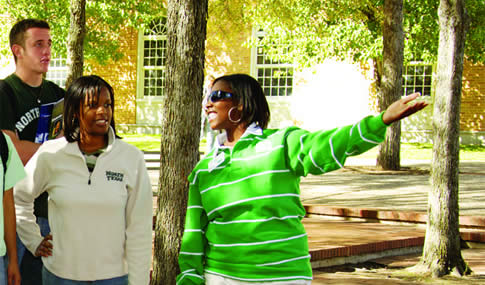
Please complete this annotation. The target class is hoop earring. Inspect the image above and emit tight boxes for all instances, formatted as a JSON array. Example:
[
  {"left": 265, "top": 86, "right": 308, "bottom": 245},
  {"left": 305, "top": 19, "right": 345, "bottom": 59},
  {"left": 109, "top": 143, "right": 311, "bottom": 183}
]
[{"left": 228, "top": 107, "right": 242, "bottom": 124}]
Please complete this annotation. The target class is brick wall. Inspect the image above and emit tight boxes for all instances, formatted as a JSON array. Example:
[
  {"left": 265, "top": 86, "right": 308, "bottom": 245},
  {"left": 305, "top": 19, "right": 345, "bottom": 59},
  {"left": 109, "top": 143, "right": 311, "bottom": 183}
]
[
  {"left": 105, "top": 24, "right": 253, "bottom": 129},
  {"left": 90, "top": 28, "right": 138, "bottom": 125},
  {"left": 461, "top": 61, "right": 485, "bottom": 132},
  {"left": 204, "top": 16, "right": 252, "bottom": 81}
]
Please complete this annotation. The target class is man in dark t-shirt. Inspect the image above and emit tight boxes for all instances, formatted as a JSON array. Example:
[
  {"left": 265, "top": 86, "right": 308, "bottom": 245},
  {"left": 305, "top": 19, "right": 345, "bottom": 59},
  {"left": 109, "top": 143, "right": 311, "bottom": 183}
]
[
  {"left": 1, "top": 74, "right": 65, "bottom": 143},
  {"left": 0, "top": 19, "right": 65, "bottom": 285}
]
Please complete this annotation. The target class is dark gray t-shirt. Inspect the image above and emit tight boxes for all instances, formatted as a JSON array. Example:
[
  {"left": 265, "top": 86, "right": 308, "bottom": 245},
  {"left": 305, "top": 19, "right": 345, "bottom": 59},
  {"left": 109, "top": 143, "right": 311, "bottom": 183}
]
[{"left": 0, "top": 73, "right": 65, "bottom": 218}]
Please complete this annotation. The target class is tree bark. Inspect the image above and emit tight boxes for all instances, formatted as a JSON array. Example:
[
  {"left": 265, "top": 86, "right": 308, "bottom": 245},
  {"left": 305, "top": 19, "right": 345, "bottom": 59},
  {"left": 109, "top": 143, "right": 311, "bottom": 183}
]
[
  {"left": 376, "top": 0, "right": 404, "bottom": 170},
  {"left": 151, "top": 1, "right": 208, "bottom": 284},
  {"left": 377, "top": 0, "right": 404, "bottom": 170},
  {"left": 65, "top": 0, "right": 86, "bottom": 88},
  {"left": 412, "top": 0, "right": 471, "bottom": 277}
]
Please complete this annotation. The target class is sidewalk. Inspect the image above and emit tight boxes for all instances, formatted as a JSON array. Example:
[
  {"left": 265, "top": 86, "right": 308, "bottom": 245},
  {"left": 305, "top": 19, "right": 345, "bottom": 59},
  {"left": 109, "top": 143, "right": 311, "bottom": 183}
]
[
  {"left": 300, "top": 158, "right": 485, "bottom": 216},
  {"left": 148, "top": 157, "right": 485, "bottom": 281},
  {"left": 299, "top": 158, "right": 485, "bottom": 282}
]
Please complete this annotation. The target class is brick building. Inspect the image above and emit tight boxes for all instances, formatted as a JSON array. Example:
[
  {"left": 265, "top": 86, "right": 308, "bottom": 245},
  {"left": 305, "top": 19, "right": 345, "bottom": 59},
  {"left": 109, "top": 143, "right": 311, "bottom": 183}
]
[
  {"left": 84, "top": 22, "right": 483, "bottom": 145},
  {"left": 2, "top": 19, "right": 482, "bottom": 145}
]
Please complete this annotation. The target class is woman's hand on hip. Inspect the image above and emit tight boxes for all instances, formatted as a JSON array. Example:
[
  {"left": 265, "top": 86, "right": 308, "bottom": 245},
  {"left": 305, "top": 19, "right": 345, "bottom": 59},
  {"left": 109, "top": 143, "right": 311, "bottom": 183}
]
[{"left": 35, "top": 234, "right": 53, "bottom": 257}]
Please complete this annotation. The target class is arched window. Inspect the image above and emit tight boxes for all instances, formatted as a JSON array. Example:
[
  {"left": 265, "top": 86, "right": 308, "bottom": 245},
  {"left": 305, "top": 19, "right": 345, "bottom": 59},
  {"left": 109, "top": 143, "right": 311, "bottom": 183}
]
[{"left": 138, "top": 18, "right": 167, "bottom": 97}]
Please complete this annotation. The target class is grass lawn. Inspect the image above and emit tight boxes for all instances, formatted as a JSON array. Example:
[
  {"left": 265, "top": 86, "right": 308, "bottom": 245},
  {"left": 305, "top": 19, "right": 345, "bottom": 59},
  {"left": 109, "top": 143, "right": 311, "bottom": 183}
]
[
  {"left": 121, "top": 133, "right": 485, "bottom": 161},
  {"left": 120, "top": 134, "right": 162, "bottom": 152}
]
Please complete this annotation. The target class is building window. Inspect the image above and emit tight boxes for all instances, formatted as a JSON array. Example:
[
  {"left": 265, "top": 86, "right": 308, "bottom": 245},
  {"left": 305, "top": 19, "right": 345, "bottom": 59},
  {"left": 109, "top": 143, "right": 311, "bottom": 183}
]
[
  {"left": 46, "top": 57, "right": 68, "bottom": 88},
  {"left": 141, "top": 18, "right": 167, "bottom": 97},
  {"left": 253, "top": 31, "right": 293, "bottom": 97},
  {"left": 402, "top": 64, "right": 433, "bottom": 96}
]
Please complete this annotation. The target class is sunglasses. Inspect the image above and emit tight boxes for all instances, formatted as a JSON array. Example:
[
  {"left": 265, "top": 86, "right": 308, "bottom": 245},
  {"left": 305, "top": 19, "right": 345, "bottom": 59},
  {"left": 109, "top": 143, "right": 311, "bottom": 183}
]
[{"left": 207, "top": 90, "right": 234, "bottom": 103}]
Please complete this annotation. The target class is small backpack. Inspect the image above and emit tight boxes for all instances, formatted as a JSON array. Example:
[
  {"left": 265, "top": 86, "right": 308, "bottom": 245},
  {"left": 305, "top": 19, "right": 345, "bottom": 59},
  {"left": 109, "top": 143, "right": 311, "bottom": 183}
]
[
  {"left": 0, "top": 79, "right": 15, "bottom": 190},
  {"left": 0, "top": 132, "right": 8, "bottom": 191}
]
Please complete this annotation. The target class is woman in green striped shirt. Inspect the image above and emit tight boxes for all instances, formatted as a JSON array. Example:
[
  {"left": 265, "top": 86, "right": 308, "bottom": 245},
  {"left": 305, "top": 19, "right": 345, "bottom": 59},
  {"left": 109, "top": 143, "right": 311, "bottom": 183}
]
[{"left": 177, "top": 74, "right": 427, "bottom": 284}]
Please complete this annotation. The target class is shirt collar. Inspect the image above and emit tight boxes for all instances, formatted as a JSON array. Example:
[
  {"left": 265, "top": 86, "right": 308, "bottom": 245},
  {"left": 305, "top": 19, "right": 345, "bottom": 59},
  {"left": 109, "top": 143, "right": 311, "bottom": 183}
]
[
  {"left": 65, "top": 126, "right": 116, "bottom": 155},
  {"left": 213, "top": 122, "right": 263, "bottom": 152},
  {"left": 244, "top": 123, "right": 263, "bottom": 136}
]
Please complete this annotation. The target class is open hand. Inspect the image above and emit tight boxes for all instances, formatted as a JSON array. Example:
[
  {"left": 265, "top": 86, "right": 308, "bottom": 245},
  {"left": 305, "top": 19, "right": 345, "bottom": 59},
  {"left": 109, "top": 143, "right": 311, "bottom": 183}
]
[
  {"left": 35, "top": 234, "right": 53, "bottom": 257},
  {"left": 382, "top": 93, "right": 428, "bottom": 125}
]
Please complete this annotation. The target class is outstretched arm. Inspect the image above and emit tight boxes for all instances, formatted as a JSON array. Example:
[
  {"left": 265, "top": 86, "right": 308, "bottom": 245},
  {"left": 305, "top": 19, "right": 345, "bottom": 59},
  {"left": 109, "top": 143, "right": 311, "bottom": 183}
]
[{"left": 382, "top": 93, "right": 428, "bottom": 125}]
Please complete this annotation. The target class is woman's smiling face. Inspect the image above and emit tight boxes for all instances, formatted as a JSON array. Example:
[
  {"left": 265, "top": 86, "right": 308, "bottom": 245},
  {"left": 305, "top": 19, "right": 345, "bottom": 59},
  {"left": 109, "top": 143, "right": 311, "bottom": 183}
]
[
  {"left": 205, "top": 80, "right": 239, "bottom": 131},
  {"left": 78, "top": 87, "right": 113, "bottom": 139}
]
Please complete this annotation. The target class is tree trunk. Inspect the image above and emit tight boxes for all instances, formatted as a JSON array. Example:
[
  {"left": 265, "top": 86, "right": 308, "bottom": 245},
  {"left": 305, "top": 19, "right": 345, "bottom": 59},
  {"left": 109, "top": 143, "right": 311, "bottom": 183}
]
[
  {"left": 376, "top": 0, "right": 404, "bottom": 170},
  {"left": 151, "top": 1, "right": 208, "bottom": 284},
  {"left": 412, "top": 0, "right": 471, "bottom": 278},
  {"left": 65, "top": 0, "right": 86, "bottom": 88}
]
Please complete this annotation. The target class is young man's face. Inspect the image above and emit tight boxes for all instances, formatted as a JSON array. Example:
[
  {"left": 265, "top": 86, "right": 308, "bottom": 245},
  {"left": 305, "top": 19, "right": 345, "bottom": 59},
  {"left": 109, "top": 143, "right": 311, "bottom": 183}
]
[{"left": 16, "top": 27, "right": 52, "bottom": 74}]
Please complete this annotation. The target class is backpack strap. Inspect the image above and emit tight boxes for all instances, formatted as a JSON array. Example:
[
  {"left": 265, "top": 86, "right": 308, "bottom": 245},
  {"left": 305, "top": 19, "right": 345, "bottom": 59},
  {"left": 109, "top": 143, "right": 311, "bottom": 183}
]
[{"left": 0, "top": 132, "right": 8, "bottom": 191}]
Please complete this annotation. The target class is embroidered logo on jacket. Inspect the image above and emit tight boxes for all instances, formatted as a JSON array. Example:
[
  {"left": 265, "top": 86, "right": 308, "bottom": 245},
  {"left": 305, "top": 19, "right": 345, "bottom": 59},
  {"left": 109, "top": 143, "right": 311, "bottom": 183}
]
[{"left": 106, "top": 170, "right": 124, "bottom": 182}]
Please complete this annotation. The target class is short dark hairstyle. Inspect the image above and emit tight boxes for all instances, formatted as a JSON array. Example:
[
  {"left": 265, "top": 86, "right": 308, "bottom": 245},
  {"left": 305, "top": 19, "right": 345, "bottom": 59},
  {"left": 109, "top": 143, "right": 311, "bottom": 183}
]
[
  {"left": 9, "top": 19, "right": 50, "bottom": 61},
  {"left": 213, "top": 74, "right": 270, "bottom": 129},
  {"left": 64, "top": 75, "right": 119, "bottom": 142}
]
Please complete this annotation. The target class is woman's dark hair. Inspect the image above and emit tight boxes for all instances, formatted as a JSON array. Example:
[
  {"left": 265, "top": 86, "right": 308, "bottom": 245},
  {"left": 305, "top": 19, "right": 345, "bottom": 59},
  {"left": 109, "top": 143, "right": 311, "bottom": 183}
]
[
  {"left": 63, "top": 75, "right": 119, "bottom": 142},
  {"left": 213, "top": 74, "right": 270, "bottom": 129}
]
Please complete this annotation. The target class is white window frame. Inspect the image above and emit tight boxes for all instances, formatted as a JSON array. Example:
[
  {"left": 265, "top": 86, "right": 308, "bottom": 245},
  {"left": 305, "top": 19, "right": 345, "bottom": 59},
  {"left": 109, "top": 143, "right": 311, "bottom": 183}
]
[
  {"left": 402, "top": 62, "right": 434, "bottom": 97},
  {"left": 250, "top": 29, "right": 294, "bottom": 97},
  {"left": 46, "top": 56, "right": 68, "bottom": 88},
  {"left": 136, "top": 18, "right": 167, "bottom": 101}
]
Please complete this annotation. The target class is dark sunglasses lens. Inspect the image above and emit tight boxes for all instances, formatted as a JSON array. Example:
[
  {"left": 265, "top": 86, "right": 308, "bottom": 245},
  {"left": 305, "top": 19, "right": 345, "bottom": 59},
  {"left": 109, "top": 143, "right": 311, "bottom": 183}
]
[
  {"left": 210, "top": 91, "right": 232, "bottom": 103},
  {"left": 210, "top": 91, "right": 222, "bottom": 102}
]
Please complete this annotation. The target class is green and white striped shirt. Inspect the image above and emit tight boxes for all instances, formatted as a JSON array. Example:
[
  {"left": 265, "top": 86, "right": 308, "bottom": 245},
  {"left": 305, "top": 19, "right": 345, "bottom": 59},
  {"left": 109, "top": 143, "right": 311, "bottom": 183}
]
[{"left": 177, "top": 113, "right": 388, "bottom": 284}]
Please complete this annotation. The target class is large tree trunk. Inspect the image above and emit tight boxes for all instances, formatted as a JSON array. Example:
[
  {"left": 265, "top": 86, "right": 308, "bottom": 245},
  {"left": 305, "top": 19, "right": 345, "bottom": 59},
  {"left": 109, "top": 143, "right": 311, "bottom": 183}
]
[
  {"left": 411, "top": 0, "right": 471, "bottom": 278},
  {"left": 65, "top": 0, "right": 86, "bottom": 88},
  {"left": 376, "top": 0, "right": 404, "bottom": 170},
  {"left": 151, "top": 1, "right": 208, "bottom": 284}
]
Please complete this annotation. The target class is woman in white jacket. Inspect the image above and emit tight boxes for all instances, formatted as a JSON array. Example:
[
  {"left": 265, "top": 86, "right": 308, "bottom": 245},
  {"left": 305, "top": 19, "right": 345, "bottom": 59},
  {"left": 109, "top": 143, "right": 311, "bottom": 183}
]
[{"left": 14, "top": 75, "right": 153, "bottom": 284}]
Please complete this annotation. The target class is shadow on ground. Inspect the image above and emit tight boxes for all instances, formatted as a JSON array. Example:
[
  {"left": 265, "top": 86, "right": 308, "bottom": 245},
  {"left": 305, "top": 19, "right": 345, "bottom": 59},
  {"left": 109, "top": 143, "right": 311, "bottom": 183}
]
[
  {"left": 312, "top": 250, "right": 485, "bottom": 285},
  {"left": 300, "top": 163, "right": 485, "bottom": 216}
]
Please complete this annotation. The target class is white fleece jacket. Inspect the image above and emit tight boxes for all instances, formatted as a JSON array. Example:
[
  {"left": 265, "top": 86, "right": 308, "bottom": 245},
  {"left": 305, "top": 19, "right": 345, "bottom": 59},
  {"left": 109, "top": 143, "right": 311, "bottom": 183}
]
[{"left": 15, "top": 128, "right": 153, "bottom": 284}]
